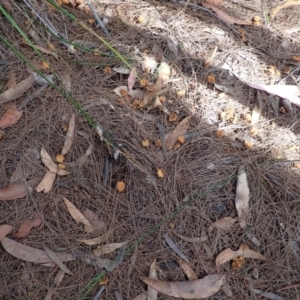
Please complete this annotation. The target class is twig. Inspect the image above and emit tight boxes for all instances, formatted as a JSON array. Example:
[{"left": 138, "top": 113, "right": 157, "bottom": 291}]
[
  {"left": 92, "top": 286, "right": 106, "bottom": 300},
  {"left": 277, "top": 283, "right": 300, "bottom": 292},
  {"left": 87, "top": 0, "right": 110, "bottom": 38},
  {"left": 156, "top": 122, "right": 168, "bottom": 160}
]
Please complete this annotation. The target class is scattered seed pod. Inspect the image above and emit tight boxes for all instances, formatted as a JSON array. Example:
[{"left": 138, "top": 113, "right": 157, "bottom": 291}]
[
  {"left": 250, "top": 127, "right": 258, "bottom": 136},
  {"left": 103, "top": 66, "right": 112, "bottom": 74},
  {"left": 116, "top": 181, "right": 125, "bottom": 192},
  {"left": 159, "top": 95, "right": 166, "bottom": 103},
  {"left": 142, "top": 139, "right": 150, "bottom": 147},
  {"left": 173, "top": 142, "right": 181, "bottom": 150},
  {"left": 140, "top": 78, "right": 148, "bottom": 87},
  {"left": 168, "top": 113, "right": 178, "bottom": 122},
  {"left": 177, "top": 135, "right": 185, "bottom": 144},
  {"left": 207, "top": 74, "right": 216, "bottom": 84},
  {"left": 216, "top": 129, "right": 224, "bottom": 138},
  {"left": 176, "top": 90, "right": 186, "bottom": 97},
  {"left": 55, "top": 154, "right": 65, "bottom": 163},
  {"left": 154, "top": 139, "right": 162, "bottom": 148},
  {"left": 157, "top": 169, "right": 165, "bottom": 178}
]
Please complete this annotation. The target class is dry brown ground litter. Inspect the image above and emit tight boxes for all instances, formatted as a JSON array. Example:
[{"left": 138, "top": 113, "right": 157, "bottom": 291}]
[{"left": 1, "top": 0, "right": 300, "bottom": 299}]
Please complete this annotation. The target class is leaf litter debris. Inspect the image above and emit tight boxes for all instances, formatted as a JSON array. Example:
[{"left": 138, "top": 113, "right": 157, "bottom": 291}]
[{"left": 1, "top": 1, "right": 300, "bottom": 298}]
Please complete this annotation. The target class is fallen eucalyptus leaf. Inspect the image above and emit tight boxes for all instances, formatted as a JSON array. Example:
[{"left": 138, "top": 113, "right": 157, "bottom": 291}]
[
  {"left": 251, "top": 91, "right": 263, "bottom": 125},
  {"left": 216, "top": 244, "right": 267, "bottom": 271},
  {"left": 148, "top": 259, "right": 158, "bottom": 300},
  {"left": 0, "top": 178, "right": 37, "bottom": 200},
  {"left": 82, "top": 208, "right": 106, "bottom": 232},
  {"left": 43, "top": 245, "right": 73, "bottom": 275},
  {"left": 44, "top": 270, "right": 65, "bottom": 300},
  {"left": 65, "top": 144, "right": 93, "bottom": 169},
  {"left": 36, "top": 171, "right": 56, "bottom": 193},
  {"left": 14, "top": 212, "right": 42, "bottom": 238},
  {"left": 166, "top": 116, "right": 191, "bottom": 150},
  {"left": 0, "top": 225, "right": 13, "bottom": 241},
  {"left": 245, "top": 81, "right": 300, "bottom": 107},
  {"left": 79, "top": 229, "right": 113, "bottom": 246},
  {"left": 270, "top": 0, "right": 300, "bottom": 19},
  {"left": 40, "top": 147, "right": 70, "bottom": 176},
  {"left": 133, "top": 293, "right": 147, "bottom": 300},
  {"left": 177, "top": 260, "right": 198, "bottom": 280},
  {"left": 127, "top": 245, "right": 138, "bottom": 278},
  {"left": 0, "top": 104, "right": 22, "bottom": 129},
  {"left": 141, "top": 274, "right": 225, "bottom": 299},
  {"left": 235, "top": 165, "right": 250, "bottom": 228},
  {"left": 113, "top": 67, "right": 130, "bottom": 74},
  {"left": 93, "top": 241, "right": 127, "bottom": 257},
  {"left": 1, "top": 238, "right": 74, "bottom": 264},
  {"left": 61, "top": 114, "right": 75, "bottom": 156},
  {"left": 173, "top": 231, "right": 208, "bottom": 243},
  {"left": 164, "top": 233, "right": 189, "bottom": 262},
  {"left": 250, "top": 288, "right": 285, "bottom": 300},
  {"left": 73, "top": 250, "right": 113, "bottom": 270},
  {"left": 208, "top": 217, "right": 237, "bottom": 233},
  {"left": 63, "top": 197, "right": 93, "bottom": 233},
  {"left": 0, "top": 75, "right": 34, "bottom": 104}
]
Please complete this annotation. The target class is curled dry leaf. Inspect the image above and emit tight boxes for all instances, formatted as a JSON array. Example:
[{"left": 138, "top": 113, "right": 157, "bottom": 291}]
[
  {"left": 141, "top": 274, "right": 225, "bottom": 299},
  {"left": 0, "top": 75, "right": 34, "bottom": 104},
  {"left": 61, "top": 113, "right": 75, "bottom": 155},
  {"left": 173, "top": 231, "right": 207, "bottom": 243},
  {"left": 0, "top": 104, "right": 22, "bottom": 129},
  {"left": 148, "top": 259, "right": 158, "bottom": 300},
  {"left": 78, "top": 229, "right": 113, "bottom": 246},
  {"left": 93, "top": 241, "right": 127, "bottom": 257},
  {"left": 235, "top": 165, "right": 250, "bottom": 228},
  {"left": 128, "top": 67, "right": 137, "bottom": 91},
  {"left": 36, "top": 171, "right": 56, "bottom": 193},
  {"left": 1, "top": 237, "right": 74, "bottom": 265},
  {"left": 63, "top": 197, "right": 93, "bottom": 233},
  {"left": 177, "top": 260, "right": 198, "bottom": 280},
  {"left": 215, "top": 244, "right": 267, "bottom": 271},
  {"left": 0, "top": 178, "right": 37, "bottom": 200},
  {"left": 43, "top": 245, "right": 73, "bottom": 275},
  {"left": 164, "top": 233, "right": 189, "bottom": 262},
  {"left": 14, "top": 212, "right": 42, "bottom": 238},
  {"left": 166, "top": 116, "right": 191, "bottom": 150},
  {"left": 270, "top": 0, "right": 300, "bottom": 19},
  {"left": 208, "top": 217, "right": 237, "bottom": 233},
  {"left": 0, "top": 225, "right": 13, "bottom": 241}
]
